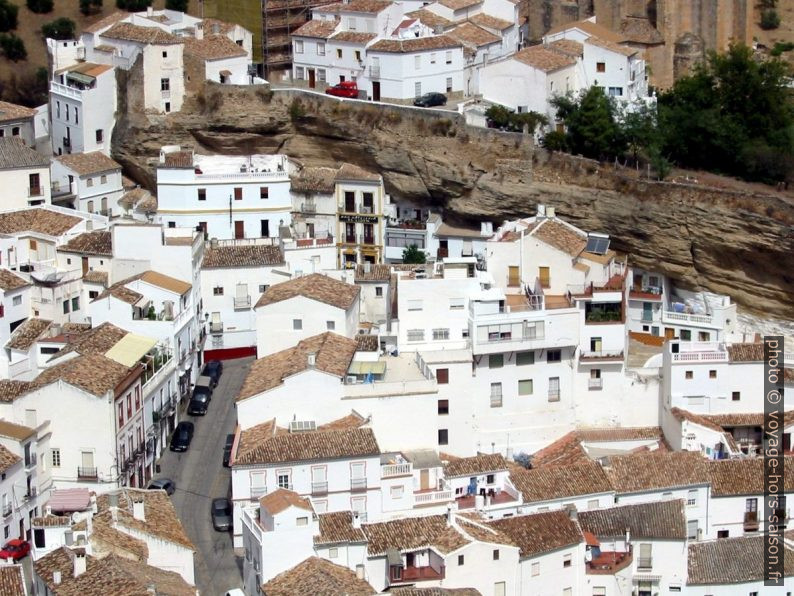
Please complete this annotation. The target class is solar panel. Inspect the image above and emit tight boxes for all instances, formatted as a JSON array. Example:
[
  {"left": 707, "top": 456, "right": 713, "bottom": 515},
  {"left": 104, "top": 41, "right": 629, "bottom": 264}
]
[{"left": 585, "top": 235, "right": 610, "bottom": 255}]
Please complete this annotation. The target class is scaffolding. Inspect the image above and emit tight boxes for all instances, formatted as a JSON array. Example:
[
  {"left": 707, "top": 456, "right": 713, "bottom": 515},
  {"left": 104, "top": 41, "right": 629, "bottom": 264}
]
[{"left": 262, "top": 0, "right": 333, "bottom": 77}]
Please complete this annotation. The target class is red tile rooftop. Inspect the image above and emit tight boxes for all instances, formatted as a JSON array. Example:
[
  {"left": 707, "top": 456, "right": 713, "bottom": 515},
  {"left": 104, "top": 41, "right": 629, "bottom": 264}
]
[
  {"left": 587, "top": 550, "right": 632, "bottom": 574},
  {"left": 455, "top": 490, "right": 516, "bottom": 510}
]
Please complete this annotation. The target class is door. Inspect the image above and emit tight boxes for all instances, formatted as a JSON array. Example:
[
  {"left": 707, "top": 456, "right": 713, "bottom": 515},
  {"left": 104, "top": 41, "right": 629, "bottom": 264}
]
[
  {"left": 508, "top": 265, "right": 519, "bottom": 287},
  {"left": 784, "top": 433, "right": 791, "bottom": 452},
  {"left": 308, "top": 69, "right": 316, "bottom": 89},
  {"left": 494, "top": 582, "right": 506, "bottom": 596},
  {"left": 643, "top": 302, "right": 653, "bottom": 322},
  {"left": 81, "top": 257, "right": 89, "bottom": 276},
  {"left": 420, "top": 469, "right": 430, "bottom": 490},
  {"left": 665, "top": 327, "right": 675, "bottom": 339},
  {"left": 234, "top": 220, "right": 244, "bottom": 239},
  {"left": 539, "top": 266, "right": 550, "bottom": 288},
  {"left": 372, "top": 81, "right": 380, "bottom": 101}
]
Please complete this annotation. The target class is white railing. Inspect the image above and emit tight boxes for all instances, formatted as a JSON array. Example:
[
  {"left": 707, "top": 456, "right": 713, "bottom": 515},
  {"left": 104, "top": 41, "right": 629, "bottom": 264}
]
[
  {"left": 382, "top": 463, "right": 412, "bottom": 478},
  {"left": 414, "top": 489, "right": 453, "bottom": 505},
  {"left": 234, "top": 295, "right": 252, "bottom": 309},
  {"left": 250, "top": 486, "right": 267, "bottom": 499},
  {"left": 241, "top": 509, "right": 263, "bottom": 540},
  {"left": 50, "top": 82, "right": 83, "bottom": 99},
  {"left": 580, "top": 350, "right": 623, "bottom": 360},
  {"left": 502, "top": 481, "right": 521, "bottom": 502},
  {"left": 672, "top": 351, "right": 728, "bottom": 363},
  {"left": 195, "top": 170, "right": 287, "bottom": 182},
  {"left": 588, "top": 378, "right": 603, "bottom": 390},
  {"left": 663, "top": 310, "right": 713, "bottom": 325}
]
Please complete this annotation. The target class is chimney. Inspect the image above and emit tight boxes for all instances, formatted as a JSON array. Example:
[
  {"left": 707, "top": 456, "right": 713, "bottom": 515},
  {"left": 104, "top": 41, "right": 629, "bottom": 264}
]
[
  {"left": 547, "top": 206, "right": 556, "bottom": 218},
  {"left": 625, "top": 527, "right": 631, "bottom": 545},
  {"left": 73, "top": 550, "right": 86, "bottom": 578},
  {"left": 364, "top": 262, "right": 371, "bottom": 274},
  {"left": 132, "top": 497, "right": 146, "bottom": 522},
  {"left": 146, "top": 5, "right": 153, "bottom": 15},
  {"left": 351, "top": 511, "right": 362, "bottom": 528},
  {"left": 53, "top": 571, "right": 62, "bottom": 585},
  {"left": 537, "top": 204, "right": 546, "bottom": 218},
  {"left": 567, "top": 505, "right": 578, "bottom": 521},
  {"left": 109, "top": 492, "right": 119, "bottom": 522},
  {"left": 210, "top": 237, "right": 219, "bottom": 248},
  {"left": 445, "top": 503, "right": 453, "bottom": 525},
  {"left": 356, "top": 565, "right": 365, "bottom": 580},
  {"left": 307, "top": 352, "right": 316, "bottom": 368},
  {"left": 212, "top": 23, "right": 221, "bottom": 34},
  {"left": 64, "top": 531, "right": 74, "bottom": 546},
  {"left": 90, "top": 494, "right": 98, "bottom": 514}
]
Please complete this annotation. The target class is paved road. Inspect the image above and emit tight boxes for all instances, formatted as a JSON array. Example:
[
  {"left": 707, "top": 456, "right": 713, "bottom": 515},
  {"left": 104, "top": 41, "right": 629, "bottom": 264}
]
[{"left": 155, "top": 357, "right": 253, "bottom": 596}]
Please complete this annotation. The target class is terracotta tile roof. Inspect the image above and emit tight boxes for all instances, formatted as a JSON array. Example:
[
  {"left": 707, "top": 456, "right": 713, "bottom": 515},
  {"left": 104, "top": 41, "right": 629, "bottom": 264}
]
[
  {"left": 331, "top": 31, "right": 378, "bottom": 43},
  {"left": 0, "top": 268, "right": 29, "bottom": 291},
  {"left": 362, "top": 514, "right": 468, "bottom": 555},
  {"left": 202, "top": 17, "right": 236, "bottom": 34},
  {"left": 33, "top": 514, "right": 71, "bottom": 527},
  {"left": 586, "top": 35, "right": 637, "bottom": 57},
  {"left": 708, "top": 456, "right": 794, "bottom": 496},
  {"left": 370, "top": 35, "right": 462, "bottom": 53},
  {"left": 290, "top": 166, "right": 338, "bottom": 193},
  {"left": 468, "top": 13, "right": 512, "bottom": 30},
  {"left": 355, "top": 263, "right": 391, "bottom": 282},
  {"left": 0, "top": 208, "right": 81, "bottom": 236},
  {"left": 235, "top": 427, "right": 379, "bottom": 465},
  {"left": 670, "top": 407, "right": 726, "bottom": 433},
  {"left": 0, "top": 100, "right": 35, "bottom": 122},
  {"left": 455, "top": 516, "right": 516, "bottom": 547},
  {"left": 55, "top": 152, "right": 120, "bottom": 177},
  {"left": 83, "top": 10, "right": 127, "bottom": 33},
  {"left": 448, "top": 22, "right": 501, "bottom": 48},
  {"left": 60, "top": 230, "right": 112, "bottom": 256},
  {"left": 202, "top": 244, "right": 284, "bottom": 268},
  {"left": 620, "top": 17, "right": 663, "bottom": 44},
  {"left": 0, "top": 380, "right": 35, "bottom": 402},
  {"left": 579, "top": 499, "right": 687, "bottom": 540},
  {"left": 438, "top": 0, "right": 481, "bottom": 9},
  {"left": 259, "top": 488, "right": 312, "bottom": 515},
  {"left": 530, "top": 431, "right": 589, "bottom": 467},
  {"left": 546, "top": 18, "right": 625, "bottom": 43},
  {"left": 319, "top": 0, "right": 391, "bottom": 14},
  {"left": 786, "top": 367, "right": 794, "bottom": 383},
  {"left": 0, "top": 137, "right": 49, "bottom": 169},
  {"left": 0, "top": 419, "right": 35, "bottom": 441},
  {"left": 355, "top": 334, "right": 379, "bottom": 352},
  {"left": 335, "top": 163, "right": 381, "bottom": 182},
  {"left": 90, "top": 515, "right": 149, "bottom": 561},
  {"left": 405, "top": 9, "right": 453, "bottom": 29},
  {"left": 83, "top": 270, "right": 109, "bottom": 286},
  {"left": 96, "top": 488, "right": 194, "bottom": 550},
  {"left": 52, "top": 322, "right": 129, "bottom": 358},
  {"left": 0, "top": 444, "right": 20, "bottom": 475},
  {"left": 443, "top": 453, "right": 508, "bottom": 477},
  {"left": 184, "top": 35, "right": 247, "bottom": 60},
  {"left": 687, "top": 535, "right": 794, "bottom": 585},
  {"left": 726, "top": 342, "right": 764, "bottom": 362},
  {"left": 35, "top": 353, "right": 134, "bottom": 397},
  {"left": 57, "top": 62, "right": 113, "bottom": 78},
  {"left": 238, "top": 333, "right": 358, "bottom": 400},
  {"left": 389, "top": 590, "right": 482, "bottom": 596},
  {"left": 435, "top": 222, "right": 485, "bottom": 238},
  {"left": 513, "top": 45, "right": 577, "bottom": 72},
  {"left": 548, "top": 38, "right": 583, "bottom": 57},
  {"left": 605, "top": 451, "right": 709, "bottom": 494},
  {"left": 318, "top": 411, "right": 367, "bottom": 431},
  {"left": 530, "top": 219, "right": 586, "bottom": 255},
  {"left": 162, "top": 150, "right": 194, "bottom": 168},
  {"left": 101, "top": 22, "right": 182, "bottom": 45},
  {"left": 139, "top": 270, "right": 191, "bottom": 295},
  {"left": 488, "top": 510, "right": 582, "bottom": 557},
  {"left": 315, "top": 511, "right": 367, "bottom": 544},
  {"left": 261, "top": 557, "right": 374, "bottom": 596},
  {"left": 6, "top": 318, "right": 53, "bottom": 351},
  {"left": 94, "top": 275, "right": 144, "bottom": 305},
  {"left": 0, "top": 565, "right": 25, "bottom": 596},
  {"left": 577, "top": 426, "right": 663, "bottom": 442},
  {"left": 255, "top": 273, "right": 360, "bottom": 309},
  {"left": 702, "top": 412, "right": 770, "bottom": 427},
  {"left": 292, "top": 18, "right": 339, "bottom": 38},
  {"left": 119, "top": 187, "right": 155, "bottom": 212},
  {"left": 511, "top": 460, "right": 613, "bottom": 502}
]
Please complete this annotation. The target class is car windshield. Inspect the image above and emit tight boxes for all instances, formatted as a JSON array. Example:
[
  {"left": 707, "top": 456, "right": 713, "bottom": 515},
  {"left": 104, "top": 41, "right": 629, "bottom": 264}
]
[{"left": 213, "top": 501, "right": 230, "bottom": 513}]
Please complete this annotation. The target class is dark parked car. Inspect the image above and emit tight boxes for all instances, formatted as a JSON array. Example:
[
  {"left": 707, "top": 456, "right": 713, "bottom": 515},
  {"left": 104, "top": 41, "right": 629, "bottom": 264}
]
[
  {"left": 187, "top": 392, "right": 211, "bottom": 416},
  {"left": 413, "top": 92, "right": 447, "bottom": 108},
  {"left": 0, "top": 539, "right": 30, "bottom": 561},
  {"left": 170, "top": 421, "right": 195, "bottom": 451},
  {"left": 203, "top": 360, "right": 223, "bottom": 387},
  {"left": 211, "top": 498, "right": 232, "bottom": 531},
  {"left": 147, "top": 478, "right": 176, "bottom": 495},
  {"left": 223, "top": 433, "right": 235, "bottom": 467}
]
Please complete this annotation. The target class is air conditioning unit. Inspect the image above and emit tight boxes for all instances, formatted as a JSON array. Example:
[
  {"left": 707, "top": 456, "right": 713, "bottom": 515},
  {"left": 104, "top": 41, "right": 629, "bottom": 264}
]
[{"left": 346, "top": 375, "right": 358, "bottom": 384}]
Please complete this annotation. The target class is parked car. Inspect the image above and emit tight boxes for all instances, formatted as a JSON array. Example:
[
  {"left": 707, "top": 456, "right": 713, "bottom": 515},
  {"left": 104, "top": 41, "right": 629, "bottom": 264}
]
[
  {"left": 170, "top": 421, "right": 195, "bottom": 450},
  {"left": 211, "top": 498, "right": 232, "bottom": 531},
  {"left": 147, "top": 478, "right": 176, "bottom": 495},
  {"left": 203, "top": 361, "right": 223, "bottom": 387},
  {"left": 325, "top": 80, "right": 359, "bottom": 98},
  {"left": 413, "top": 92, "right": 447, "bottom": 108},
  {"left": 222, "top": 433, "right": 235, "bottom": 467},
  {"left": 193, "top": 375, "right": 213, "bottom": 398},
  {"left": 188, "top": 392, "right": 211, "bottom": 416},
  {"left": 0, "top": 539, "right": 30, "bottom": 561}
]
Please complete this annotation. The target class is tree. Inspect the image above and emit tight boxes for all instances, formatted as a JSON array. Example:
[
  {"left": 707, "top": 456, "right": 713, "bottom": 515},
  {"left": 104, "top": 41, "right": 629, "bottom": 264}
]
[
  {"left": 760, "top": 9, "right": 780, "bottom": 30},
  {"left": 26, "top": 0, "right": 53, "bottom": 13},
  {"left": 0, "top": 0, "right": 18, "bottom": 32},
  {"left": 116, "top": 0, "right": 151, "bottom": 10},
  {"left": 0, "top": 33, "right": 26, "bottom": 61},
  {"left": 485, "top": 103, "right": 548, "bottom": 133},
  {"left": 402, "top": 245, "right": 426, "bottom": 264},
  {"left": 550, "top": 87, "right": 626, "bottom": 160},
  {"left": 166, "top": 0, "right": 188, "bottom": 11},
  {"left": 42, "top": 18, "right": 76, "bottom": 40},
  {"left": 79, "top": 0, "right": 103, "bottom": 16}
]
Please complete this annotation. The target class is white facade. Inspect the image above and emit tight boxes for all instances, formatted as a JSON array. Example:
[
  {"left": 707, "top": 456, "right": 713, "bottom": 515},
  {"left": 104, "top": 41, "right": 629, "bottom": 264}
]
[
  {"left": 0, "top": 151, "right": 51, "bottom": 210},
  {"left": 50, "top": 155, "right": 124, "bottom": 216}
]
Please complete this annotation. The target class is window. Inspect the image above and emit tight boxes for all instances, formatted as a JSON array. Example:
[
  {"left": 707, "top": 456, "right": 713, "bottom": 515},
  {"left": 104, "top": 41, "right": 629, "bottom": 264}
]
[
  {"left": 213, "top": 286, "right": 224, "bottom": 296},
  {"left": 438, "top": 429, "right": 448, "bottom": 445},
  {"left": 74, "top": 107, "right": 78, "bottom": 124},
  {"left": 531, "top": 561, "right": 539, "bottom": 576},
  {"left": 336, "top": 48, "right": 343, "bottom": 59},
  {"left": 436, "top": 368, "right": 449, "bottom": 384},
  {"left": 234, "top": 187, "right": 243, "bottom": 200},
  {"left": 261, "top": 220, "right": 270, "bottom": 237},
  {"left": 295, "top": 66, "right": 305, "bottom": 80},
  {"left": 277, "top": 472, "right": 291, "bottom": 489},
  {"left": 680, "top": 329, "right": 692, "bottom": 340},
  {"left": 415, "top": 82, "right": 421, "bottom": 97},
  {"left": 259, "top": 284, "right": 269, "bottom": 293},
  {"left": 407, "top": 329, "right": 424, "bottom": 342},
  {"left": 326, "top": 321, "right": 335, "bottom": 330},
  {"left": 71, "top": 296, "right": 79, "bottom": 311},
  {"left": 161, "top": 78, "right": 170, "bottom": 91},
  {"left": 433, "top": 328, "right": 450, "bottom": 340},
  {"left": 50, "top": 448, "right": 61, "bottom": 468},
  {"left": 608, "top": 86, "right": 623, "bottom": 97},
  {"left": 458, "top": 554, "right": 464, "bottom": 565},
  {"left": 596, "top": 62, "right": 605, "bottom": 72},
  {"left": 56, "top": 101, "right": 60, "bottom": 118},
  {"left": 198, "top": 188, "right": 206, "bottom": 201},
  {"left": 12, "top": 295, "right": 21, "bottom": 306},
  {"left": 390, "top": 485, "right": 404, "bottom": 498},
  {"left": 438, "top": 399, "right": 449, "bottom": 415},
  {"left": 709, "top": 370, "right": 717, "bottom": 379},
  {"left": 317, "top": 42, "right": 325, "bottom": 55},
  {"left": 296, "top": 516, "right": 308, "bottom": 526},
  {"left": 492, "top": 549, "right": 499, "bottom": 560},
  {"left": 445, "top": 50, "right": 452, "bottom": 64},
  {"left": 490, "top": 383, "right": 502, "bottom": 407},
  {"left": 687, "top": 489, "right": 697, "bottom": 506},
  {"left": 407, "top": 299, "right": 423, "bottom": 311},
  {"left": 685, "top": 370, "right": 693, "bottom": 379},
  {"left": 100, "top": 175, "right": 107, "bottom": 184},
  {"left": 375, "top": 287, "right": 383, "bottom": 297},
  {"left": 446, "top": 77, "right": 452, "bottom": 92},
  {"left": 516, "top": 351, "right": 534, "bottom": 365},
  {"left": 295, "top": 40, "right": 304, "bottom": 53},
  {"left": 518, "top": 379, "right": 533, "bottom": 396},
  {"left": 86, "top": 177, "right": 94, "bottom": 188},
  {"left": 62, "top": 300, "right": 70, "bottom": 314},
  {"left": 415, "top": 55, "right": 421, "bottom": 69},
  {"left": 355, "top": 50, "right": 361, "bottom": 61},
  {"left": 547, "top": 349, "right": 561, "bottom": 362},
  {"left": 329, "top": 547, "right": 338, "bottom": 558},
  {"left": 164, "top": 102, "right": 171, "bottom": 112},
  {"left": 687, "top": 519, "right": 698, "bottom": 540},
  {"left": 548, "top": 377, "right": 560, "bottom": 402},
  {"left": 489, "top": 354, "right": 504, "bottom": 368},
  {"left": 563, "top": 553, "right": 571, "bottom": 567},
  {"left": 732, "top": 391, "right": 741, "bottom": 401},
  {"left": 95, "top": 128, "right": 104, "bottom": 143},
  {"left": 486, "top": 473, "right": 495, "bottom": 484},
  {"left": 293, "top": 319, "right": 302, "bottom": 330},
  {"left": 717, "top": 530, "right": 729, "bottom": 539}
]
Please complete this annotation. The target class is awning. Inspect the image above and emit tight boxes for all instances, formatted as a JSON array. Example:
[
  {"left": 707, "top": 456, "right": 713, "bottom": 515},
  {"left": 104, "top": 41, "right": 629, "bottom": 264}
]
[
  {"left": 348, "top": 361, "right": 387, "bottom": 375},
  {"left": 105, "top": 333, "right": 157, "bottom": 367},
  {"left": 48, "top": 488, "right": 91, "bottom": 512},
  {"left": 632, "top": 574, "right": 662, "bottom": 583},
  {"left": 66, "top": 72, "right": 94, "bottom": 85}
]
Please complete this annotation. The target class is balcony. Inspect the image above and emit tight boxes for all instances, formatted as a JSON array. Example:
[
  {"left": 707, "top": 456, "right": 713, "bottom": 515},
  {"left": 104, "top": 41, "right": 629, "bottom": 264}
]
[
  {"left": 584, "top": 305, "right": 624, "bottom": 325},
  {"left": 25, "top": 453, "right": 37, "bottom": 471},
  {"left": 250, "top": 486, "right": 267, "bottom": 499},
  {"left": 587, "top": 550, "right": 633, "bottom": 575},
  {"left": 671, "top": 342, "right": 729, "bottom": 363},
  {"left": 629, "top": 286, "right": 662, "bottom": 301},
  {"left": 311, "top": 481, "right": 328, "bottom": 496},
  {"left": 351, "top": 477, "right": 367, "bottom": 492},
  {"left": 2, "top": 504, "right": 11, "bottom": 518},
  {"left": 580, "top": 350, "right": 624, "bottom": 362},
  {"left": 301, "top": 202, "right": 317, "bottom": 214},
  {"left": 588, "top": 378, "right": 603, "bottom": 390},
  {"left": 26, "top": 487, "right": 38, "bottom": 500},
  {"left": 210, "top": 321, "right": 224, "bottom": 334},
  {"left": 456, "top": 485, "right": 520, "bottom": 510},
  {"left": 414, "top": 488, "right": 453, "bottom": 506},
  {"left": 362, "top": 236, "right": 375, "bottom": 246},
  {"left": 394, "top": 565, "right": 445, "bottom": 582},
  {"left": 382, "top": 463, "right": 412, "bottom": 478},
  {"left": 77, "top": 466, "right": 98, "bottom": 481},
  {"left": 234, "top": 295, "right": 252, "bottom": 310}
]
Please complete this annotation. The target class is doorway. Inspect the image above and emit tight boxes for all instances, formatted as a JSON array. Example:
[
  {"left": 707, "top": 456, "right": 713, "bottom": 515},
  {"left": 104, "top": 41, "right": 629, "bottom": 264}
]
[
  {"left": 665, "top": 327, "right": 675, "bottom": 340},
  {"left": 308, "top": 69, "right": 316, "bottom": 89},
  {"left": 234, "top": 221, "right": 244, "bottom": 239},
  {"left": 372, "top": 81, "right": 381, "bottom": 101},
  {"left": 420, "top": 469, "right": 430, "bottom": 490},
  {"left": 508, "top": 266, "right": 519, "bottom": 287}
]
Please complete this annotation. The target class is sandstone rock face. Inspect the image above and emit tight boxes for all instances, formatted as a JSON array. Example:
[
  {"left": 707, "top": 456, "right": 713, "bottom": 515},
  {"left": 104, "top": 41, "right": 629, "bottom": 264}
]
[{"left": 113, "top": 85, "right": 794, "bottom": 319}]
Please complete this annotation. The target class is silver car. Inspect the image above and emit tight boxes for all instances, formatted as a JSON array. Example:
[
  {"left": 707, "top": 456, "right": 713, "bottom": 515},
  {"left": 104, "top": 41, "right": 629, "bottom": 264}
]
[{"left": 211, "top": 498, "right": 232, "bottom": 531}]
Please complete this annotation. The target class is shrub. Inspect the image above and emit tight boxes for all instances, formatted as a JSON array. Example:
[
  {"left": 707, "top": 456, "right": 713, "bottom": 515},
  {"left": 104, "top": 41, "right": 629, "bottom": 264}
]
[
  {"left": 770, "top": 41, "right": 794, "bottom": 56},
  {"left": 79, "top": 0, "right": 103, "bottom": 16},
  {"left": 116, "top": 0, "right": 151, "bottom": 10},
  {"left": 0, "top": 0, "right": 18, "bottom": 32},
  {"left": 42, "top": 18, "right": 76, "bottom": 40},
  {"left": 165, "top": 0, "right": 187, "bottom": 10},
  {"left": 288, "top": 98, "right": 306, "bottom": 122},
  {"left": 255, "top": 85, "right": 273, "bottom": 103},
  {"left": 760, "top": 9, "right": 780, "bottom": 30},
  {"left": 0, "top": 33, "right": 26, "bottom": 61},
  {"left": 26, "top": 0, "right": 53, "bottom": 13},
  {"left": 402, "top": 245, "right": 426, "bottom": 264},
  {"left": 430, "top": 118, "right": 452, "bottom": 136},
  {"left": 542, "top": 130, "right": 568, "bottom": 152}
]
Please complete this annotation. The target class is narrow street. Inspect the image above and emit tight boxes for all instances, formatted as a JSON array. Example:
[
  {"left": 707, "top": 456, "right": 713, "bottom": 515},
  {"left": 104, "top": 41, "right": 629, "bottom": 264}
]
[{"left": 155, "top": 357, "right": 253, "bottom": 595}]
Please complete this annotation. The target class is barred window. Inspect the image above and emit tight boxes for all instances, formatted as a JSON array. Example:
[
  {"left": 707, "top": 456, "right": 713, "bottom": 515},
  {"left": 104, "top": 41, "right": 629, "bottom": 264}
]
[{"left": 407, "top": 329, "right": 424, "bottom": 342}]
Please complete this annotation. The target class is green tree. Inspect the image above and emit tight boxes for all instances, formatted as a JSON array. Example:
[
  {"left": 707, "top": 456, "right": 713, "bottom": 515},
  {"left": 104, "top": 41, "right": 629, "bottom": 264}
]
[
  {"left": 79, "top": 0, "right": 103, "bottom": 16},
  {"left": 760, "top": 9, "right": 780, "bottom": 30},
  {"left": 116, "top": 0, "right": 151, "bottom": 10},
  {"left": 0, "top": 0, "right": 18, "bottom": 32},
  {"left": 26, "top": 0, "right": 53, "bottom": 13},
  {"left": 550, "top": 87, "right": 626, "bottom": 160},
  {"left": 0, "top": 33, "right": 26, "bottom": 61},
  {"left": 166, "top": 0, "right": 188, "bottom": 11},
  {"left": 42, "top": 18, "right": 76, "bottom": 40},
  {"left": 402, "top": 245, "right": 426, "bottom": 264}
]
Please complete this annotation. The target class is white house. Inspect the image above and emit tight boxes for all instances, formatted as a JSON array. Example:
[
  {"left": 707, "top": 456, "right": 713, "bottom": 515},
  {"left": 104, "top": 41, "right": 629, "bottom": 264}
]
[
  {"left": 0, "top": 270, "right": 31, "bottom": 379},
  {"left": 0, "top": 101, "right": 36, "bottom": 147},
  {"left": 0, "top": 138, "right": 51, "bottom": 209},
  {"left": 51, "top": 152, "right": 124, "bottom": 216},
  {"left": 289, "top": 165, "right": 340, "bottom": 242},
  {"left": 183, "top": 35, "right": 251, "bottom": 85},
  {"left": 334, "top": 164, "right": 388, "bottom": 268},
  {"left": 156, "top": 147, "right": 294, "bottom": 240}
]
